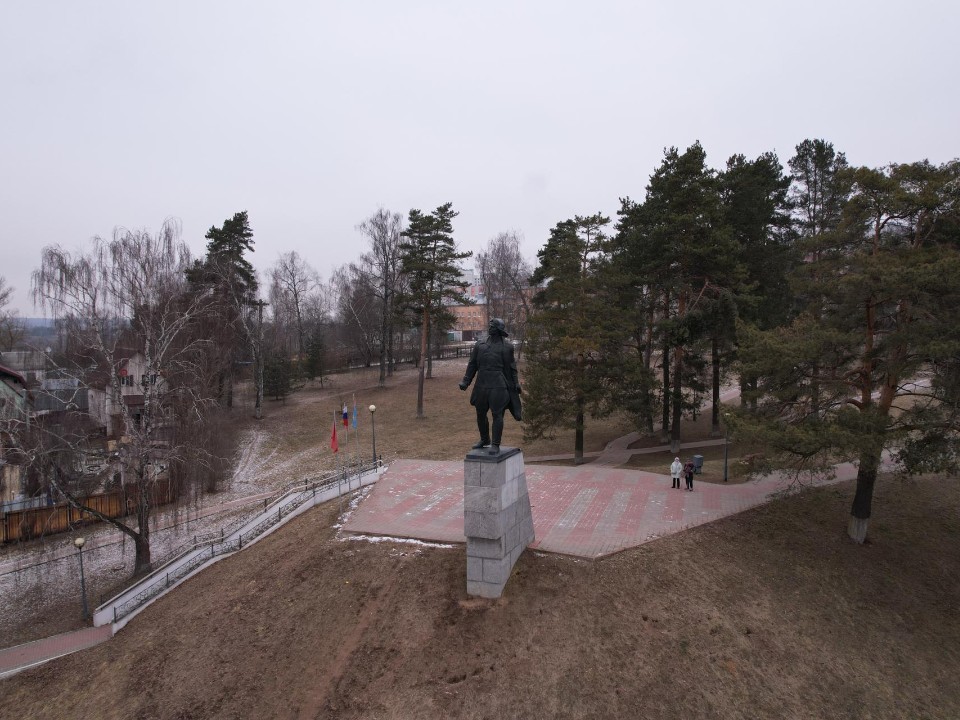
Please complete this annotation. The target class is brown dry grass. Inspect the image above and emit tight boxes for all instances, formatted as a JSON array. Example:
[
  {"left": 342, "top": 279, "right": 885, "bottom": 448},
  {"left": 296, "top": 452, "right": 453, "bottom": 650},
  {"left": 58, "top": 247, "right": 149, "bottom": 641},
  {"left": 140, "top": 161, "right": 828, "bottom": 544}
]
[
  {"left": 251, "top": 358, "right": 637, "bottom": 465},
  {"left": 2, "top": 474, "right": 958, "bottom": 719},
  {"left": 3, "top": 359, "right": 960, "bottom": 719}
]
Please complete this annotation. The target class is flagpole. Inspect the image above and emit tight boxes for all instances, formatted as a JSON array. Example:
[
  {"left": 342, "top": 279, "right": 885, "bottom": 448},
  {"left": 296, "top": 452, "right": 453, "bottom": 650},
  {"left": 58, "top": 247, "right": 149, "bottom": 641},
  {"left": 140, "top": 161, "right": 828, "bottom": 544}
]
[{"left": 334, "top": 409, "right": 342, "bottom": 517}]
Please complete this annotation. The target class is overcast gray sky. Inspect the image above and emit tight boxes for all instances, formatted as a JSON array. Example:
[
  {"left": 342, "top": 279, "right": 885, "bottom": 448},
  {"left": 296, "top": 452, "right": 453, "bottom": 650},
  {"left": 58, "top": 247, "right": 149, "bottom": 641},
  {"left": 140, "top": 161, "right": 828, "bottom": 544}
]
[{"left": 2, "top": 1, "right": 957, "bottom": 315}]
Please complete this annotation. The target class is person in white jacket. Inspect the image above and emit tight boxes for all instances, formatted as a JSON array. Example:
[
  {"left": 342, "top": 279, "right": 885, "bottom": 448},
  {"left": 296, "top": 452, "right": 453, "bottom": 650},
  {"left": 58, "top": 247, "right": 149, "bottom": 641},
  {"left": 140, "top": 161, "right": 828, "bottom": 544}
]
[{"left": 670, "top": 457, "right": 683, "bottom": 489}]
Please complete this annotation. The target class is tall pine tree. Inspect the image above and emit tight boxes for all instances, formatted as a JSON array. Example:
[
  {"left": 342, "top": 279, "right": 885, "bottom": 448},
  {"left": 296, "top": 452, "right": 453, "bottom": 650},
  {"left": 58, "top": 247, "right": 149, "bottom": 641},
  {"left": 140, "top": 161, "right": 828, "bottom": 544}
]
[
  {"left": 739, "top": 157, "right": 960, "bottom": 543},
  {"left": 524, "top": 214, "right": 622, "bottom": 463},
  {"left": 617, "top": 143, "right": 738, "bottom": 451},
  {"left": 721, "top": 152, "right": 795, "bottom": 420},
  {"left": 399, "top": 203, "right": 471, "bottom": 419},
  {"left": 186, "top": 211, "right": 260, "bottom": 410}
]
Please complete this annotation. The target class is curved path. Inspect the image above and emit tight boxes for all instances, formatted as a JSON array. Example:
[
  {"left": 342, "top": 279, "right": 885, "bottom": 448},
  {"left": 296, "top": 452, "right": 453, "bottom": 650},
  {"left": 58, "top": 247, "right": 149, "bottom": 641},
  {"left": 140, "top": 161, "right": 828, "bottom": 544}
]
[{"left": 525, "top": 386, "right": 742, "bottom": 467}]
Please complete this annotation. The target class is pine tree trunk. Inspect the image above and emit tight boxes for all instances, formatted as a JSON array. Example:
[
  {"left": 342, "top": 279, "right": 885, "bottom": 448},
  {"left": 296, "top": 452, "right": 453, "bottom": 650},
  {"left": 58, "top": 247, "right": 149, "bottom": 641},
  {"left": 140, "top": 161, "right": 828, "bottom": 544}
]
[
  {"left": 426, "top": 313, "right": 433, "bottom": 380},
  {"left": 416, "top": 307, "right": 428, "bottom": 419},
  {"left": 661, "top": 344, "right": 670, "bottom": 444},
  {"left": 574, "top": 403, "right": 585, "bottom": 465},
  {"left": 670, "top": 290, "right": 686, "bottom": 454},
  {"left": 670, "top": 356, "right": 683, "bottom": 453},
  {"left": 710, "top": 337, "right": 722, "bottom": 437},
  {"left": 848, "top": 448, "right": 880, "bottom": 544},
  {"left": 643, "top": 305, "right": 655, "bottom": 434},
  {"left": 670, "top": 346, "right": 682, "bottom": 454},
  {"left": 661, "top": 291, "right": 670, "bottom": 443},
  {"left": 847, "top": 516, "right": 869, "bottom": 544}
]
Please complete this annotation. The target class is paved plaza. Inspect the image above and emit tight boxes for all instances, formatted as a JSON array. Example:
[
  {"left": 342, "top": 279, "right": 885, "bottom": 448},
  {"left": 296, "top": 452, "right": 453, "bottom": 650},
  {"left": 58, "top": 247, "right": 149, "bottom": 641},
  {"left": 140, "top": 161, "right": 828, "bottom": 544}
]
[{"left": 342, "top": 454, "right": 876, "bottom": 558}]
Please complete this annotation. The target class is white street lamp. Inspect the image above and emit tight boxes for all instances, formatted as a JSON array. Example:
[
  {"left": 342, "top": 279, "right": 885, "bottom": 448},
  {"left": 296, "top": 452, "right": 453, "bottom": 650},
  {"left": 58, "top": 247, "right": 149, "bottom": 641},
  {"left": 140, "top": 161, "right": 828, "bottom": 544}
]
[
  {"left": 368, "top": 405, "right": 377, "bottom": 465},
  {"left": 723, "top": 412, "right": 731, "bottom": 483},
  {"left": 74, "top": 537, "right": 89, "bottom": 619}
]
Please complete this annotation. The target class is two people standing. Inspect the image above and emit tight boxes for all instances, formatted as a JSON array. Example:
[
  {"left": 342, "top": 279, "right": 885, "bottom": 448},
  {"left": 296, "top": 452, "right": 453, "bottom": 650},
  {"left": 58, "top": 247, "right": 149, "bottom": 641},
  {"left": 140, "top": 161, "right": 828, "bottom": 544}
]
[{"left": 670, "top": 456, "right": 695, "bottom": 491}]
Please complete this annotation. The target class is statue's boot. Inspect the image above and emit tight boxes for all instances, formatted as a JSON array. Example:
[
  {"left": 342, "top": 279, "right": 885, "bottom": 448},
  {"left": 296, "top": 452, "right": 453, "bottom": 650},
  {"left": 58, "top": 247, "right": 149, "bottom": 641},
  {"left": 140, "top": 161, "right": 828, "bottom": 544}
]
[{"left": 472, "top": 440, "right": 490, "bottom": 449}]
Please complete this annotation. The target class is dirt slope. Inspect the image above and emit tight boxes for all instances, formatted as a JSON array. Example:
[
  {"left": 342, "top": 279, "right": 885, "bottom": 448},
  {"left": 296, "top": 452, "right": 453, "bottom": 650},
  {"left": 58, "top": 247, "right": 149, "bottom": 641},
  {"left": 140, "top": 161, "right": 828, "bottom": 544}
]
[{"left": 1, "top": 473, "right": 958, "bottom": 719}]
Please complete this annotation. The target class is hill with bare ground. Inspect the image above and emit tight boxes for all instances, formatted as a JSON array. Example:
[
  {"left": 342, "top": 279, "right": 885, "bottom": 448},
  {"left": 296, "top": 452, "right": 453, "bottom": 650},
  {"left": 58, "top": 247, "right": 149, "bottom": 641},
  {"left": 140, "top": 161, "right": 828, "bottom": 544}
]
[{"left": 1, "top": 360, "right": 959, "bottom": 719}]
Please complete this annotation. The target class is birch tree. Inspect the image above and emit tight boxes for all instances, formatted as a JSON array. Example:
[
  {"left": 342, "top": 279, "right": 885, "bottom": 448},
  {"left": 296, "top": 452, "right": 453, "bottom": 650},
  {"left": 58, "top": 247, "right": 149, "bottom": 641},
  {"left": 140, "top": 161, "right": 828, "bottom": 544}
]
[
  {"left": 268, "top": 250, "right": 319, "bottom": 360},
  {"left": 0, "top": 276, "right": 23, "bottom": 350},
  {"left": 476, "top": 231, "right": 534, "bottom": 355},
  {"left": 357, "top": 208, "right": 404, "bottom": 386},
  {"left": 31, "top": 220, "right": 217, "bottom": 575}
]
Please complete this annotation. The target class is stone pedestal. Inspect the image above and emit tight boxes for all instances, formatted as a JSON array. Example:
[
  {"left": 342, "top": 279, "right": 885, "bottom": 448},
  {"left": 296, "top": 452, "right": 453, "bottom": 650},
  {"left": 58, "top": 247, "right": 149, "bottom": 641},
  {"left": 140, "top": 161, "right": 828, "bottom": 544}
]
[{"left": 464, "top": 447, "right": 535, "bottom": 598}]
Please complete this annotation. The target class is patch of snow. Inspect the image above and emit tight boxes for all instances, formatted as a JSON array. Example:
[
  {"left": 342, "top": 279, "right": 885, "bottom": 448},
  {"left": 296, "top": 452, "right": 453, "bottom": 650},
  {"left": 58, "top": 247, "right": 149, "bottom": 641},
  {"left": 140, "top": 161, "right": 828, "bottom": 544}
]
[{"left": 340, "top": 535, "right": 456, "bottom": 549}]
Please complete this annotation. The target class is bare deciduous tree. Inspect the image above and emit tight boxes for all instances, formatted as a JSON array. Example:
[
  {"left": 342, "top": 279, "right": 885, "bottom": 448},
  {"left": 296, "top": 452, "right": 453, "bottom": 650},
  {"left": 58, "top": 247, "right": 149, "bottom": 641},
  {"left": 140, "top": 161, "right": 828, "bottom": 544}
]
[
  {"left": 476, "top": 231, "right": 534, "bottom": 354},
  {"left": 30, "top": 221, "right": 218, "bottom": 575},
  {"left": 0, "top": 276, "right": 24, "bottom": 351},
  {"left": 268, "top": 251, "right": 320, "bottom": 360},
  {"left": 332, "top": 264, "right": 380, "bottom": 368},
  {"left": 356, "top": 208, "right": 404, "bottom": 386}
]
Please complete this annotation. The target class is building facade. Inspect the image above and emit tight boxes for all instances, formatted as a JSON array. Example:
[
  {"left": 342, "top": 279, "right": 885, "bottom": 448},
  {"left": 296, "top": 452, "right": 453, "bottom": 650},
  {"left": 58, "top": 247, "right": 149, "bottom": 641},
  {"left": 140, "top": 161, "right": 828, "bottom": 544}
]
[{"left": 0, "top": 364, "right": 29, "bottom": 507}]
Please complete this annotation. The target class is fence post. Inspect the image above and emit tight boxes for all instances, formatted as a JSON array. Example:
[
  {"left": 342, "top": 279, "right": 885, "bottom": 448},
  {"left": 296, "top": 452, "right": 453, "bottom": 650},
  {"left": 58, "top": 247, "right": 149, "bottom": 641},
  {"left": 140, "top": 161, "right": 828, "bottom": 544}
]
[{"left": 166, "top": 573, "right": 170, "bottom": 588}]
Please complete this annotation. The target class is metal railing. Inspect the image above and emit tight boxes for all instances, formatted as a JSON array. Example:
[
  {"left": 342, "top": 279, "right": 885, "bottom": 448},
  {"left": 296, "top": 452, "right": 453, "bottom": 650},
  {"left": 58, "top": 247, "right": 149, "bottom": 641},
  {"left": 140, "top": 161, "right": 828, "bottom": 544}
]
[{"left": 101, "top": 459, "right": 380, "bottom": 625}]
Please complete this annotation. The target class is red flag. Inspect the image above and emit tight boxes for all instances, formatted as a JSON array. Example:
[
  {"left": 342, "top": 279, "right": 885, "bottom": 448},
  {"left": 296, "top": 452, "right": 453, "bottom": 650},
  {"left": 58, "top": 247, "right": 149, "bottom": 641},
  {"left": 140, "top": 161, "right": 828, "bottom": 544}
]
[{"left": 331, "top": 420, "right": 339, "bottom": 453}]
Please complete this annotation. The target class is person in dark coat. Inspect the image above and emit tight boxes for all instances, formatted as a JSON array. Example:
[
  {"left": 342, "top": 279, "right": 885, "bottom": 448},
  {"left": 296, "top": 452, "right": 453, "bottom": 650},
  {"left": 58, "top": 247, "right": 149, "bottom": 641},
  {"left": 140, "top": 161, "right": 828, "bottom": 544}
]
[
  {"left": 459, "top": 318, "right": 520, "bottom": 454},
  {"left": 684, "top": 459, "right": 695, "bottom": 491}
]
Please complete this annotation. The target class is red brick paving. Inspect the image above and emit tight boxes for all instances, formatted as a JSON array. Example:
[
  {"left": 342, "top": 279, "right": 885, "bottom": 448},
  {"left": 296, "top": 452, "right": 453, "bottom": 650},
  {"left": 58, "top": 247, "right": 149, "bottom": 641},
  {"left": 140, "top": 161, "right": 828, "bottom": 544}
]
[{"left": 344, "top": 455, "right": 887, "bottom": 558}]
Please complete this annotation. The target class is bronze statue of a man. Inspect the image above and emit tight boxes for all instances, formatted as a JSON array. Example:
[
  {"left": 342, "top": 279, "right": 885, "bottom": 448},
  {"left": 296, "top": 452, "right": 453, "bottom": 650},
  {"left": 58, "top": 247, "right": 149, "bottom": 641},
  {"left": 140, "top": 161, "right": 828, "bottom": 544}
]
[{"left": 459, "top": 318, "right": 521, "bottom": 454}]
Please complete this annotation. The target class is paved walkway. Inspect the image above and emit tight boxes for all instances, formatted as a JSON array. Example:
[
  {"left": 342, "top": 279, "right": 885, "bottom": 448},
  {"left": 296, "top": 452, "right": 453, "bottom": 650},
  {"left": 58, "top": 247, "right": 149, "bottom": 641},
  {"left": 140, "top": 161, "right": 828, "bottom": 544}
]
[
  {"left": 344, "top": 454, "right": 894, "bottom": 558},
  {"left": 527, "top": 437, "right": 728, "bottom": 466},
  {"left": 0, "top": 625, "right": 113, "bottom": 679},
  {"left": 525, "top": 386, "right": 741, "bottom": 466}
]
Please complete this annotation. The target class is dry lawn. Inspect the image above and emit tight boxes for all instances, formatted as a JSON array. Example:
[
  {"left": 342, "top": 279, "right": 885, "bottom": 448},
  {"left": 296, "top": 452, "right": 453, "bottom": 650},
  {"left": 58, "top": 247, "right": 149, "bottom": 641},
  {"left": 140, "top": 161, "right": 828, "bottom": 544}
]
[
  {"left": 1, "top": 475, "right": 958, "bottom": 719},
  {"left": 249, "top": 358, "right": 636, "bottom": 466},
  {"left": 2, "top": 359, "right": 959, "bottom": 719}
]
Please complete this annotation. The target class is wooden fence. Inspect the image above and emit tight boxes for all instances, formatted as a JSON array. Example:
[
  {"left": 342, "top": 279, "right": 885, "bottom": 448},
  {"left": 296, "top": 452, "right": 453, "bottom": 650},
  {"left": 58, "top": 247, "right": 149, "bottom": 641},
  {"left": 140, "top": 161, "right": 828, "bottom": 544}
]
[{"left": 0, "top": 479, "right": 177, "bottom": 543}]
